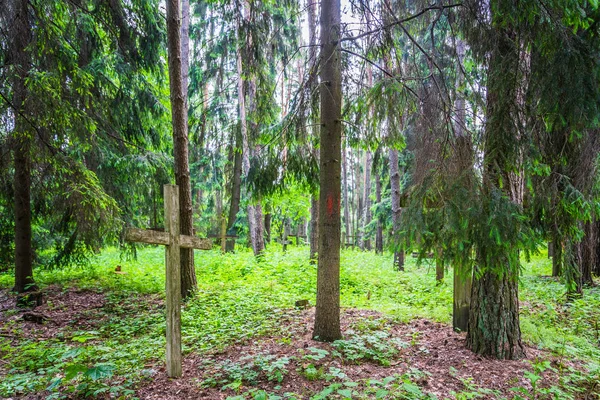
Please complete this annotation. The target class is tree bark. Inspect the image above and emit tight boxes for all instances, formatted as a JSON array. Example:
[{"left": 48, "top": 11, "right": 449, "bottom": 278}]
[
  {"left": 595, "top": 221, "right": 600, "bottom": 276},
  {"left": 226, "top": 132, "right": 242, "bottom": 252},
  {"left": 577, "top": 221, "right": 595, "bottom": 287},
  {"left": 283, "top": 217, "right": 290, "bottom": 252},
  {"left": 167, "top": 0, "right": 196, "bottom": 299},
  {"left": 466, "top": 4, "right": 524, "bottom": 359},
  {"left": 313, "top": 0, "right": 342, "bottom": 342},
  {"left": 307, "top": 0, "right": 319, "bottom": 262},
  {"left": 310, "top": 197, "right": 319, "bottom": 260},
  {"left": 374, "top": 148, "right": 384, "bottom": 254},
  {"left": 253, "top": 202, "right": 265, "bottom": 254},
  {"left": 360, "top": 1, "right": 373, "bottom": 252},
  {"left": 362, "top": 151, "right": 372, "bottom": 250},
  {"left": 12, "top": 0, "right": 35, "bottom": 294},
  {"left": 342, "top": 143, "right": 351, "bottom": 244},
  {"left": 355, "top": 149, "right": 363, "bottom": 249},
  {"left": 452, "top": 37, "right": 472, "bottom": 332},
  {"left": 237, "top": 2, "right": 264, "bottom": 256},
  {"left": 436, "top": 247, "right": 444, "bottom": 284},
  {"left": 389, "top": 149, "right": 404, "bottom": 271},
  {"left": 552, "top": 231, "right": 562, "bottom": 277},
  {"left": 236, "top": 9, "right": 255, "bottom": 253},
  {"left": 467, "top": 253, "right": 524, "bottom": 359},
  {"left": 264, "top": 211, "right": 271, "bottom": 244}
]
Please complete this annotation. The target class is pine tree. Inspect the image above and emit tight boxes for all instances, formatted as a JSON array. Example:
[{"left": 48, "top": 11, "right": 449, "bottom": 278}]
[{"left": 313, "top": 0, "right": 342, "bottom": 342}]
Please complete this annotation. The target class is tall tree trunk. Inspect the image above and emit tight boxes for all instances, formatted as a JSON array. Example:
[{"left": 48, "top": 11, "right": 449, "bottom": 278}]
[
  {"left": 283, "top": 217, "right": 290, "bottom": 252},
  {"left": 375, "top": 164, "right": 383, "bottom": 254},
  {"left": 552, "top": 233, "right": 562, "bottom": 277},
  {"left": 452, "top": 38, "right": 472, "bottom": 332},
  {"left": 582, "top": 222, "right": 595, "bottom": 285},
  {"left": 360, "top": 0, "right": 373, "bottom": 252},
  {"left": 237, "top": 2, "right": 264, "bottom": 256},
  {"left": 167, "top": 0, "right": 196, "bottom": 298},
  {"left": 595, "top": 221, "right": 600, "bottom": 276},
  {"left": 355, "top": 149, "right": 363, "bottom": 249},
  {"left": 236, "top": 46, "right": 256, "bottom": 252},
  {"left": 342, "top": 143, "right": 351, "bottom": 243},
  {"left": 11, "top": 0, "right": 35, "bottom": 294},
  {"left": 349, "top": 149, "right": 357, "bottom": 243},
  {"left": 226, "top": 132, "right": 242, "bottom": 252},
  {"left": 308, "top": 0, "right": 319, "bottom": 262},
  {"left": 466, "top": 4, "right": 524, "bottom": 359},
  {"left": 253, "top": 202, "right": 265, "bottom": 254},
  {"left": 313, "top": 0, "right": 342, "bottom": 342},
  {"left": 362, "top": 151, "right": 372, "bottom": 250},
  {"left": 215, "top": 190, "right": 223, "bottom": 233},
  {"left": 436, "top": 247, "right": 444, "bottom": 284},
  {"left": 389, "top": 149, "right": 404, "bottom": 271},
  {"left": 264, "top": 211, "right": 271, "bottom": 244},
  {"left": 310, "top": 198, "right": 319, "bottom": 260},
  {"left": 236, "top": 7, "right": 256, "bottom": 255}
]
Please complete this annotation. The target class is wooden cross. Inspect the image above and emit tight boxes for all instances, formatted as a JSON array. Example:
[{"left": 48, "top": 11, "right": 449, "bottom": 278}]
[{"left": 125, "top": 184, "right": 211, "bottom": 378}]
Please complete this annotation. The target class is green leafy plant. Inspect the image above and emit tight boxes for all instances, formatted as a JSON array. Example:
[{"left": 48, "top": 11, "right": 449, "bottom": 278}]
[{"left": 332, "top": 331, "right": 400, "bottom": 366}]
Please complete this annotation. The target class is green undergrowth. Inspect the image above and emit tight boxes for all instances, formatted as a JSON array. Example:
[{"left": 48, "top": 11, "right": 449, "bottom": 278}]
[{"left": 0, "top": 246, "right": 599, "bottom": 398}]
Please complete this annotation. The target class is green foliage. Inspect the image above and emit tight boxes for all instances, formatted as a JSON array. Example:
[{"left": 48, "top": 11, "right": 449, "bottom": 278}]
[
  {"left": 202, "top": 354, "right": 292, "bottom": 390},
  {"left": 332, "top": 330, "right": 402, "bottom": 366},
  {"left": 0, "top": 0, "right": 171, "bottom": 270}
]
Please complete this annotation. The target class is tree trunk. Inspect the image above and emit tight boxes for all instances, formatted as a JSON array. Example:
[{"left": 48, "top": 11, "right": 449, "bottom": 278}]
[
  {"left": 452, "top": 38, "right": 472, "bottom": 332},
  {"left": 467, "top": 252, "right": 524, "bottom": 359},
  {"left": 283, "top": 217, "right": 290, "bottom": 252},
  {"left": 220, "top": 215, "right": 227, "bottom": 253},
  {"left": 375, "top": 149, "right": 384, "bottom": 254},
  {"left": 237, "top": 2, "right": 264, "bottom": 256},
  {"left": 578, "top": 222, "right": 594, "bottom": 286},
  {"left": 236, "top": 7, "right": 256, "bottom": 255},
  {"left": 215, "top": 190, "right": 223, "bottom": 236},
  {"left": 362, "top": 151, "right": 372, "bottom": 250},
  {"left": 355, "top": 149, "right": 363, "bottom": 249},
  {"left": 310, "top": 196, "right": 319, "bottom": 261},
  {"left": 253, "top": 202, "right": 265, "bottom": 254},
  {"left": 308, "top": 0, "right": 319, "bottom": 263},
  {"left": 264, "top": 211, "right": 271, "bottom": 244},
  {"left": 361, "top": 6, "right": 373, "bottom": 252},
  {"left": 342, "top": 143, "right": 351, "bottom": 243},
  {"left": 167, "top": 0, "right": 196, "bottom": 299},
  {"left": 595, "top": 221, "right": 600, "bottom": 276},
  {"left": 313, "top": 0, "right": 342, "bottom": 342},
  {"left": 11, "top": 0, "right": 35, "bottom": 294},
  {"left": 226, "top": 133, "right": 242, "bottom": 252},
  {"left": 436, "top": 247, "right": 444, "bottom": 284},
  {"left": 466, "top": 5, "right": 524, "bottom": 359},
  {"left": 552, "top": 231, "right": 562, "bottom": 277},
  {"left": 389, "top": 149, "right": 404, "bottom": 271}
]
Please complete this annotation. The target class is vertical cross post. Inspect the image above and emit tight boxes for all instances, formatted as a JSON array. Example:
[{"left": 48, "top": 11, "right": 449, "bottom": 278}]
[
  {"left": 164, "top": 184, "right": 182, "bottom": 377},
  {"left": 125, "top": 183, "right": 212, "bottom": 378}
]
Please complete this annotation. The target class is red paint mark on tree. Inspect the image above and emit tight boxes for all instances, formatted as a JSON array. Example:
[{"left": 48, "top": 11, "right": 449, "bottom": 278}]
[
  {"left": 326, "top": 193, "right": 340, "bottom": 216},
  {"left": 327, "top": 193, "right": 335, "bottom": 216}
]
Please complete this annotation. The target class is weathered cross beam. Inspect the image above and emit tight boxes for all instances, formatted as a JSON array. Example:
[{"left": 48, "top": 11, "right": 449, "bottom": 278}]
[{"left": 125, "top": 184, "right": 211, "bottom": 378}]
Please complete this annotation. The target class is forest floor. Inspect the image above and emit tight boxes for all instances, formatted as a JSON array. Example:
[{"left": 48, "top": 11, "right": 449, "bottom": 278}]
[{"left": 0, "top": 246, "right": 599, "bottom": 399}]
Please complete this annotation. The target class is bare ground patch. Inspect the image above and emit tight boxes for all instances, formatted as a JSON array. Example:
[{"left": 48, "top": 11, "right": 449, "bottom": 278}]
[{"left": 137, "top": 308, "right": 581, "bottom": 399}]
